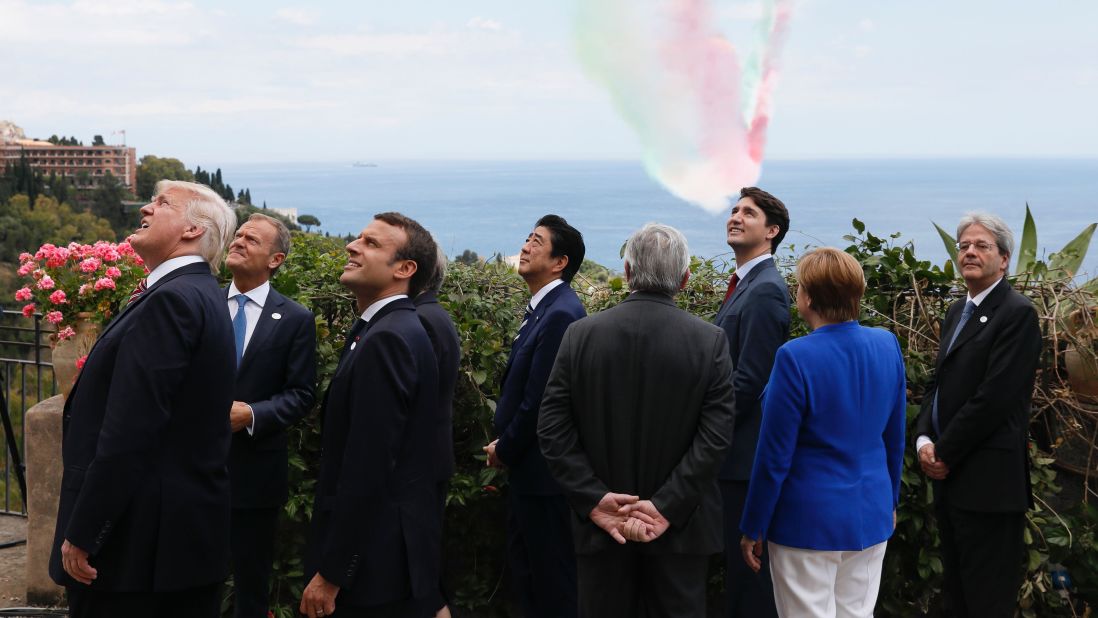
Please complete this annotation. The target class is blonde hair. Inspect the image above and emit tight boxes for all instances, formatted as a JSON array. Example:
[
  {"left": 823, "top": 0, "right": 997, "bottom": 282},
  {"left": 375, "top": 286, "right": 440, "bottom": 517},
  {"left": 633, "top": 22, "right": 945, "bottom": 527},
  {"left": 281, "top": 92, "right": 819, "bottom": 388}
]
[
  {"left": 796, "top": 248, "right": 865, "bottom": 322},
  {"left": 155, "top": 180, "right": 236, "bottom": 270}
]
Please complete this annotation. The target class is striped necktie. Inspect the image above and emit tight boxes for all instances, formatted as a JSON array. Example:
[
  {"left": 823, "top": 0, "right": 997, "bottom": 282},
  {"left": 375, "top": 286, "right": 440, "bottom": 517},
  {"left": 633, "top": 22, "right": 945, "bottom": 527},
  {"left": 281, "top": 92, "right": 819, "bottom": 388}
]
[{"left": 127, "top": 278, "right": 148, "bottom": 305}]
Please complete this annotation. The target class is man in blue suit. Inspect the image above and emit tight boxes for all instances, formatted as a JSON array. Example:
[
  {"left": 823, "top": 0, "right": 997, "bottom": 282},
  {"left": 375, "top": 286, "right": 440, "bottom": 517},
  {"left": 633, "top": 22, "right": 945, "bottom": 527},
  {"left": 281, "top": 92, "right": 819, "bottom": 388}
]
[
  {"left": 301, "top": 212, "right": 442, "bottom": 618},
  {"left": 484, "top": 214, "right": 586, "bottom": 618},
  {"left": 224, "top": 214, "right": 317, "bottom": 618},
  {"left": 50, "top": 180, "right": 238, "bottom": 618},
  {"left": 713, "top": 187, "right": 790, "bottom": 618}
]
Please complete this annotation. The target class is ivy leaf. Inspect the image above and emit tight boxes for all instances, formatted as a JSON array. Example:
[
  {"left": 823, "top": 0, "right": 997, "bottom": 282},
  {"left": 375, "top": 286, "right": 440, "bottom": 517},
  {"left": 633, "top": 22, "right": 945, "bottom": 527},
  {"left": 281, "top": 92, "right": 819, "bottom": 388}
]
[{"left": 852, "top": 218, "right": 865, "bottom": 234}]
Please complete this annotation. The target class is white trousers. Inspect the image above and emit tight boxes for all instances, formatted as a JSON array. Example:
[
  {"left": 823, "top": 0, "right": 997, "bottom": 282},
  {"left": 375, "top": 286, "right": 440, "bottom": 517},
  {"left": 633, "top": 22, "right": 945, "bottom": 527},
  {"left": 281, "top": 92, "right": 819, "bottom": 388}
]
[{"left": 768, "top": 540, "right": 887, "bottom": 618}]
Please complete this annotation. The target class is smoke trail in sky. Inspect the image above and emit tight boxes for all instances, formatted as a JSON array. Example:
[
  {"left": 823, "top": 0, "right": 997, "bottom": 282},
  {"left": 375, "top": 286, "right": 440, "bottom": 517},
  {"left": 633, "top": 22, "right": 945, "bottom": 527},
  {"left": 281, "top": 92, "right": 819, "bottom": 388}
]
[{"left": 576, "top": 0, "right": 792, "bottom": 214}]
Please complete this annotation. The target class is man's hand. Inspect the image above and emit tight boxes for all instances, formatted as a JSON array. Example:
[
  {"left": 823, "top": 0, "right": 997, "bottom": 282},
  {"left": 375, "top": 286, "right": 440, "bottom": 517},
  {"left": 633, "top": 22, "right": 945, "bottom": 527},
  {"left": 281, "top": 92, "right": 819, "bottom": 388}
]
[
  {"left": 618, "top": 500, "right": 671, "bottom": 543},
  {"left": 229, "top": 401, "right": 253, "bottom": 433},
  {"left": 589, "top": 492, "right": 639, "bottom": 544},
  {"left": 300, "top": 572, "right": 339, "bottom": 618},
  {"left": 918, "top": 443, "right": 950, "bottom": 480},
  {"left": 482, "top": 439, "right": 503, "bottom": 468},
  {"left": 740, "top": 535, "right": 764, "bottom": 573},
  {"left": 61, "top": 539, "right": 97, "bottom": 585}
]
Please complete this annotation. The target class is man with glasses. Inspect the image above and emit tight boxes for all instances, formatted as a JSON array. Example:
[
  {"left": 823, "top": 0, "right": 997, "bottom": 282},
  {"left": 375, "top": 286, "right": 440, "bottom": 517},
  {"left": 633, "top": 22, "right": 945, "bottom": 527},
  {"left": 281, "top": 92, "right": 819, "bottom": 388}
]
[{"left": 915, "top": 212, "right": 1041, "bottom": 617}]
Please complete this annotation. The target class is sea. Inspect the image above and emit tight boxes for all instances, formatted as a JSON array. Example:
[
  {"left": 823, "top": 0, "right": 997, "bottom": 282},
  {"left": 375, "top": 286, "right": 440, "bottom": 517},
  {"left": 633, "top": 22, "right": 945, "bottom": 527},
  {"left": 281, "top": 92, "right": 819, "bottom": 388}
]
[{"left": 214, "top": 159, "right": 1098, "bottom": 278}]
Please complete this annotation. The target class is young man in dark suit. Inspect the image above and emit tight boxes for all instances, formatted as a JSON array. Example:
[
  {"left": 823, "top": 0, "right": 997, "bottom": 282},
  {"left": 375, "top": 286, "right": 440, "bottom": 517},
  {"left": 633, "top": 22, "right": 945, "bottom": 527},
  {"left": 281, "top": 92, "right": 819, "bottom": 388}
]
[
  {"left": 483, "top": 214, "right": 586, "bottom": 618},
  {"left": 49, "top": 180, "right": 238, "bottom": 618},
  {"left": 915, "top": 212, "right": 1041, "bottom": 617},
  {"left": 301, "top": 212, "right": 442, "bottom": 618},
  {"left": 225, "top": 214, "right": 317, "bottom": 618},
  {"left": 714, "top": 186, "right": 790, "bottom": 618},
  {"left": 538, "top": 223, "right": 736, "bottom": 617}
]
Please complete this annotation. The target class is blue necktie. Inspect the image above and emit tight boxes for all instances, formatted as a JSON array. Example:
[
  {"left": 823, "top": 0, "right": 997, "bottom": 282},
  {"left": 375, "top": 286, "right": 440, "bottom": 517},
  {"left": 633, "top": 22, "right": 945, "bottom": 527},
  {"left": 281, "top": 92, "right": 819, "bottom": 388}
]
[
  {"left": 233, "top": 294, "right": 249, "bottom": 366},
  {"left": 932, "top": 300, "right": 976, "bottom": 435},
  {"left": 513, "top": 304, "right": 533, "bottom": 343}
]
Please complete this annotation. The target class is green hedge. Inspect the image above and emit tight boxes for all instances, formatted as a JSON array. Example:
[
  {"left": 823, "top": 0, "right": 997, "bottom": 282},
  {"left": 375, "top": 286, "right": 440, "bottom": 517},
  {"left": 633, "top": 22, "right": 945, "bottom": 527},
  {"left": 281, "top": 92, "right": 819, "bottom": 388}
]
[{"left": 251, "top": 225, "right": 1096, "bottom": 618}]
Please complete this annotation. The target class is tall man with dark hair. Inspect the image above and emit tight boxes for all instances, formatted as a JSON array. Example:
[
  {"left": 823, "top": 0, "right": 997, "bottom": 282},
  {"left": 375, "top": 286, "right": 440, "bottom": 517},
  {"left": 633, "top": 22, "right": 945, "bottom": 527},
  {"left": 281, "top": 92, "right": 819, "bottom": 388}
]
[
  {"left": 484, "top": 214, "right": 586, "bottom": 618},
  {"left": 50, "top": 180, "right": 238, "bottom": 618},
  {"left": 225, "top": 213, "right": 317, "bottom": 618},
  {"left": 301, "top": 212, "right": 442, "bottom": 618},
  {"left": 538, "top": 223, "right": 735, "bottom": 616},
  {"left": 716, "top": 186, "right": 791, "bottom": 617},
  {"left": 915, "top": 212, "right": 1041, "bottom": 617}
]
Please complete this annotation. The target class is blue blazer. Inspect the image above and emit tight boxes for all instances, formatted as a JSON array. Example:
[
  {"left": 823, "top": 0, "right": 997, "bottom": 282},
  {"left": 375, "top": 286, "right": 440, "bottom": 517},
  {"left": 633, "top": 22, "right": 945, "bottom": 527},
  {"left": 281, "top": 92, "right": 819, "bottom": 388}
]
[
  {"left": 493, "top": 282, "right": 586, "bottom": 495},
  {"left": 50, "top": 262, "right": 236, "bottom": 591},
  {"left": 740, "top": 321, "right": 906, "bottom": 551},
  {"left": 227, "top": 286, "right": 317, "bottom": 509},
  {"left": 414, "top": 291, "right": 462, "bottom": 482},
  {"left": 713, "top": 258, "right": 791, "bottom": 481}
]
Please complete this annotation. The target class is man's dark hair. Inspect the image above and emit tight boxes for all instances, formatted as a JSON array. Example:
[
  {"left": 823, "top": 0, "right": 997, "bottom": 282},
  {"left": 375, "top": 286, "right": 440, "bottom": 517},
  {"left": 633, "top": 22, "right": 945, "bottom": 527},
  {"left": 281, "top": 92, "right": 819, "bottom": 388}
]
[
  {"left": 375, "top": 211, "right": 438, "bottom": 297},
  {"left": 536, "top": 214, "right": 585, "bottom": 283},
  {"left": 739, "top": 187, "right": 790, "bottom": 254}
]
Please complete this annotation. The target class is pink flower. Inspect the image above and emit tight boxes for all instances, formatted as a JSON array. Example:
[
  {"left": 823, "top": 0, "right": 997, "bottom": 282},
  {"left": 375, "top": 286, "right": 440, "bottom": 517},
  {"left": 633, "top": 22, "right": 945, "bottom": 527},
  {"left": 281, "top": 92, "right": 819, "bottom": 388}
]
[
  {"left": 94, "top": 277, "right": 116, "bottom": 291},
  {"left": 18, "top": 252, "right": 33, "bottom": 262},
  {"left": 45, "top": 311, "right": 63, "bottom": 324},
  {"left": 57, "top": 326, "right": 76, "bottom": 340},
  {"left": 14, "top": 287, "right": 32, "bottom": 302},
  {"left": 21, "top": 303, "right": 35, "bottom": 317},
  {"left": 49, "top": 290, "right": 67, "bottom": 304},
  {"left": 76, "top": 355, "right": 88, "bottom": 370},
  {"left": 105, "top": 266, "right": 122, "bottom": 278},
  {"left": 17, "top": 261, "right": 35, "bottom": 276},
  {"left": 102, "top": 248, "right": 121, "bottom": 262},
  {"left": 80, "top": 257, "right": 101, "bottom": 273},
  {"left": 78, "top": 283, "right": 92, "bottom": 295},
  {"left": 36, "top": 275, "right": 55, "bottom": 290},
  {"left": 34, "top": 244, "right": 56, "bottom": 261}
]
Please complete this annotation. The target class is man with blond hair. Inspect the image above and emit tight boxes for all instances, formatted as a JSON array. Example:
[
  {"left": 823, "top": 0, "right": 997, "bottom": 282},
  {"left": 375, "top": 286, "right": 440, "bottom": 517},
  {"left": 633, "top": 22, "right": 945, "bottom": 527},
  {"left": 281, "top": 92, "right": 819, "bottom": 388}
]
[{"left": 50, "top": 180, "right": 238, "bottom": 617}]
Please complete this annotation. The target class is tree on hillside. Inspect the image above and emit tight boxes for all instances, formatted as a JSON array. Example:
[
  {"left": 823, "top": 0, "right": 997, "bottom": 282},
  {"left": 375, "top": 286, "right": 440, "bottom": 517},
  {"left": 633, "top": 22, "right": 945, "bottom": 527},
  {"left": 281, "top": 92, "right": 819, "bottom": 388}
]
[
  {"left": 136, "top": 155, "right": 194, "bottom": 200},
  {"left": 297, "top": 214, "right": 320, "bottom": 232},
  {"left": 90, "top": 172, "right": 134, "bottom": 238},
  {"left": 92, "top": 135, "right": 105, "bottom": 146}
]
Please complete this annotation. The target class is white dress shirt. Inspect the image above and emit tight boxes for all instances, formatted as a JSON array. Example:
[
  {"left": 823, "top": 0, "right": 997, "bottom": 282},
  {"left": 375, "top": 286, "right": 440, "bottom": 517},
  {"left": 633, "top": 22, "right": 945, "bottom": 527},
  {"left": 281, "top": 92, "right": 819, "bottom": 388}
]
[
  {"left": 529, "top": 278, "right": 565, "bottom": 310},
  {"left": 733, "top": 252, "right": 773, "bottom": 280},
  {"left": 227, "top": 280, "right": 271, "bottom": 354},
  {"left": 145, "top": 254, "right": 205, "bottom": 287}
]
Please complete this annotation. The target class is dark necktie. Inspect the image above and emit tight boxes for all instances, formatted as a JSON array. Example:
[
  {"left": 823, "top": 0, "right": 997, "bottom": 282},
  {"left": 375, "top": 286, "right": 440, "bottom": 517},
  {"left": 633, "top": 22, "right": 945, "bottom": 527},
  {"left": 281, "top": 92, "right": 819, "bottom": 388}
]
[
  {"left": 233, "top": 295, "right": 249, "bottom": 366},
  {"left": 513, "top": 304, "right": 534, "bottom": 342},
  {"left": 932, "top": 300, "right": 977, "bottom": 435},
  {"left": 723, "top": 273, "right": 740, "bottom": 304},
  {"left": 127, "top": 278, "right": 148, "bottom": 305}
]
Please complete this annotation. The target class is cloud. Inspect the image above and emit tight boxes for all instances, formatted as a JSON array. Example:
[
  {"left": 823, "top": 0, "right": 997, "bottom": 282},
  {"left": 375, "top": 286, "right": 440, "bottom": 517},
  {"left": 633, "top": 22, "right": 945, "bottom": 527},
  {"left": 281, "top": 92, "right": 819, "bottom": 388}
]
[
  {"left": 717, "top": 2, "right": 765, "bottom": 21},
  {"left": 274, "top": 7, "right": 315, "bottom": 26},
  {"left": 466, "top": 16, "right": 502, "bottom": 31},
  {"left": 858, "top": 18, "right": 875, "bottom": 32},
  {"left": 71, "top": 0, "right": 194, "bottom": 16}
]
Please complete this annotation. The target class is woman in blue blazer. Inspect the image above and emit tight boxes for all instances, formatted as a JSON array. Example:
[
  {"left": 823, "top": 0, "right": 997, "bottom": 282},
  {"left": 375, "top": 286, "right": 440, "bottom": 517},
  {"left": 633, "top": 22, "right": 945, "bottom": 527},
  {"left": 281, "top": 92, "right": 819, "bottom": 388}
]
[{"left": 740, "top": 247, "right": 906, "bottom": 618}]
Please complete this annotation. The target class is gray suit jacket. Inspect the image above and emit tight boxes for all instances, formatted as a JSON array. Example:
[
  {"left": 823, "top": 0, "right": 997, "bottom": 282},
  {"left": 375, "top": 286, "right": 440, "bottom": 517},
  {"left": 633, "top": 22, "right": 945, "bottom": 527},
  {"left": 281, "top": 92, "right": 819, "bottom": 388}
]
[
  {"left": 538, "top": 292, "right": 735, "bottom": 555},
  {"left": 713, "top": 258, "right": 790, "bottom": 480}
]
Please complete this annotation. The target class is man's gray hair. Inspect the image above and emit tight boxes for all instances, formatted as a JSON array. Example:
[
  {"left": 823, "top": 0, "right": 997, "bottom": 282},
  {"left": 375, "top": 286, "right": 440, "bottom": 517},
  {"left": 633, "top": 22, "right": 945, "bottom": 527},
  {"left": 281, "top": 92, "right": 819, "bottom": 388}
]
[
  {"left": 624, "top": 223, "right": 690, "bottom": 296},
  {"left": 156, "top": 180, "right": 236, "bottom": 270},
  {"left": 246, "top": 213, "right": 292, "bottom": 272},
  {"left": 957, "top": 211, "right": 1014, "bottom": 274},
  {"left": 422, "top": 240, "right": 448, "bottom": 295}
]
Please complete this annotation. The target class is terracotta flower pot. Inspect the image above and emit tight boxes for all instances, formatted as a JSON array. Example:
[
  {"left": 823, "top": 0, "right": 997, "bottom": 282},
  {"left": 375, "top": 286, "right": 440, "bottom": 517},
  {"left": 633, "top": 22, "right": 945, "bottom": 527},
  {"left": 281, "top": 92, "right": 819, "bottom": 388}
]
[
  {"left": 50, "top": 312, "right": 99, "bottom": 399},
  {"left": 1064, "top": 307, "right": 1098, "bottom": 403}
]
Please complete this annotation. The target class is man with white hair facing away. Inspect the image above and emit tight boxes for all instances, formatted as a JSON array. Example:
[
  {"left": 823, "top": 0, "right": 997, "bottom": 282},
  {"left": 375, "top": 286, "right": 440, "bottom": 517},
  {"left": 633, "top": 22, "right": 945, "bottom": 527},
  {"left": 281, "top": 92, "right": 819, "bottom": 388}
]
[
  {"left": 538, "top": 223, "right": 736, "bottom": 617},
  {"left": 49, "top": 180, "right": 238, "bottom": 618}
]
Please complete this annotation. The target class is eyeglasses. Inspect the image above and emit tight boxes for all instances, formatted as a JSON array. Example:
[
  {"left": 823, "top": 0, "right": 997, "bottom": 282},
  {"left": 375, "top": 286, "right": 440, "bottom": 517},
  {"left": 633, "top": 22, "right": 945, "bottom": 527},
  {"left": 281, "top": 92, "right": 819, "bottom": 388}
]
[{"left": 956, "top": 241, "right": 997, "bottom": 253}]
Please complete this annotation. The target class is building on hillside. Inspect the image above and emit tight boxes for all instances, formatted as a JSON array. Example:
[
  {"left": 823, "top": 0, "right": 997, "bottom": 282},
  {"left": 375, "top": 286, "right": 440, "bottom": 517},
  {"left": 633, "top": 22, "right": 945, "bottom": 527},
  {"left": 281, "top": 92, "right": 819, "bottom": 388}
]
[
  {"left": 1, "top": 121, "right": 137, "bottom": 190},
  {"left": 269, "top": 207, "right": 298, "bottom": 224}
]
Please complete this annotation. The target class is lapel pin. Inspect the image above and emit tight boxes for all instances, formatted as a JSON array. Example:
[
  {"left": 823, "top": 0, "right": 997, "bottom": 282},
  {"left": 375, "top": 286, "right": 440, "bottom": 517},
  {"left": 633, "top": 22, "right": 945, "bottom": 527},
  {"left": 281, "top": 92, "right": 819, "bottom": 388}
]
[
  {"left": 350, "top": 342, "right": 357, "bottom": 351},
  {"left": 272, "top": 313, "right": 282, "bottom": 320},
  {"left": 979, "top": 316, "right": 988, "bottom": 323}
]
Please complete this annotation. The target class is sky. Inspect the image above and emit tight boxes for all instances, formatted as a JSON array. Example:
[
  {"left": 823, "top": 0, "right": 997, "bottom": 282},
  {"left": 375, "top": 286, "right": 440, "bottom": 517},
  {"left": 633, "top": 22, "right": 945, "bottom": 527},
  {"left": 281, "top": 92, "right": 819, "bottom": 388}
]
[{"left": 2, "top": 0, "right": 1097, "bottom": 164}]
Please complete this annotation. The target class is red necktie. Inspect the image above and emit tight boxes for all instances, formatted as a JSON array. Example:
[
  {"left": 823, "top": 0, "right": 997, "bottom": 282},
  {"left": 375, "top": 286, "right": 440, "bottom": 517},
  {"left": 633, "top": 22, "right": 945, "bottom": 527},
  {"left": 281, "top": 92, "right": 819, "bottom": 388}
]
[
  {"left": 127, "top": 278, "right": 148, "bottom": 305},
  {"left": 723, "top": 273, "right": 740, "bottom": 303}
]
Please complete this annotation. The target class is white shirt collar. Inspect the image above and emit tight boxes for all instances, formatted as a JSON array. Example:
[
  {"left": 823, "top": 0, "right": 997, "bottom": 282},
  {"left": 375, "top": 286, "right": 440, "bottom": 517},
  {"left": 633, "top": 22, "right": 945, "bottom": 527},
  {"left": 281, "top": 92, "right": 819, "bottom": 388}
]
[
  {"left": 360, "top": 294, "right": 408, "bottom": 322},
  {"left": 529, "top": 278, "right": 565, "bottom": 310},
  {"left": 967, "top": 277, "right": 1003, "bottom": 307},
  {"left": 146, "top": 255, "right": 205, "bottom": 287},
  {"left": 228, "top": 280, "right": 271, "bottom": 308},
  {"left": 734, "top": 253, "right": 773, "bottom": 280}
]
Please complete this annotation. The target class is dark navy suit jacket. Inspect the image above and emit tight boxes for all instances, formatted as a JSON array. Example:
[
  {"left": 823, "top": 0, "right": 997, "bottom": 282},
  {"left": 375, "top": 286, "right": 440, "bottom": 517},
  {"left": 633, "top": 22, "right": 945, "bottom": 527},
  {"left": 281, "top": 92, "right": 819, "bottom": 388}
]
[
  {"left": 227, "top": 285, "right": 317, "bottom": 509},
  {"left": 305, "top": 298, "right": 441, "bottom": 607},
  {"left": 49, "top": 261, "right": 236, "bottom": 592},
  {"left": 493, "top": 282, "right": 586, "bottom": 495},
  {"left": 713, "top": 258, "right": 790, "bottom": 481},
  {"left": 414, "top": 291, "right": 461, "bottom": 482}
]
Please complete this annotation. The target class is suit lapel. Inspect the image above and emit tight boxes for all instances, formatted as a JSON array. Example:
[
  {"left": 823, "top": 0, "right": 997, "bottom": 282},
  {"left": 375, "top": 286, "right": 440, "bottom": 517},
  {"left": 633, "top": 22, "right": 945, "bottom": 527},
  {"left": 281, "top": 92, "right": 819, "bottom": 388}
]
[
  {"left": 717, "top": 258, "right": 773, "bottom": 319},
  {"left": 504, "top": 283, "right": 567, "bottom": 375},
  {"left": 238, "top": 288, "right": 283, "bottom": 373},
  {"left": 943, "top": 279, "right": 1009, "bottom": 360}
]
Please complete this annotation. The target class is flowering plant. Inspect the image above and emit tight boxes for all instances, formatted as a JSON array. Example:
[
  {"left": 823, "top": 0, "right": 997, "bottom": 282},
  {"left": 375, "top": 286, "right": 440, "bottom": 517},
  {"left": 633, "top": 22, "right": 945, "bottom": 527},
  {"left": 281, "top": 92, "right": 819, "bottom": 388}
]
[{"left": 13, "top": 241, "right": 147, "bottom": 339}]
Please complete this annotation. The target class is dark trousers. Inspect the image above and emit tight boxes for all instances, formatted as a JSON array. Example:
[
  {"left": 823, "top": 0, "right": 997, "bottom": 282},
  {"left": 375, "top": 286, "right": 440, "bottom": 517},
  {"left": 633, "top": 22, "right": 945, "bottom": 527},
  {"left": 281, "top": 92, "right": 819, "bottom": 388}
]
[
  {"left": 720, "top": 480, "right": 777, "bottom": 618},
  {"left": 577, "top": 548, "right": 707, "bottom": 618},
  {"left": 507, "top": 491, "right": 578, "bottom": 618},
  {"left": 230, "top": 506, "right": 279, "bottom": 618},
  {"left": 937, "top": 502, "right": 1025, "bottom": 617},
  {"left": 67, "top": 582, "right": 221, "bottom": 618},
  {"left": 328, "top": 597, "right": 438, "bottom": 618}
]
